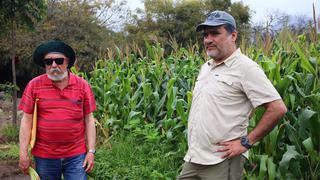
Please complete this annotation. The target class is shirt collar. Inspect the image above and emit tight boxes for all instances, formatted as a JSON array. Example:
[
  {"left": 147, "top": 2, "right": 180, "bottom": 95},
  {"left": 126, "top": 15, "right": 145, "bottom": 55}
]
[
  {"left": 207, "top": 48, "right": 241, "bottom": 68},
  {"left": 68, "top": 72, "right": 77, "bottom": 85},
  {"left": 223, "top": 48, "right": 241, "bottom": 67}
]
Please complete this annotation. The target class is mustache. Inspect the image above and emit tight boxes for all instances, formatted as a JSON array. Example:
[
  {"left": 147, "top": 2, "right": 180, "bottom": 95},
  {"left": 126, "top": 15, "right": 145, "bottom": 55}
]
[
  {"left": 49, "top": 68, "right": 62, "bottom": 73},
  {"left": 205, "top": 42, "right": 216, "bottom": 48}
]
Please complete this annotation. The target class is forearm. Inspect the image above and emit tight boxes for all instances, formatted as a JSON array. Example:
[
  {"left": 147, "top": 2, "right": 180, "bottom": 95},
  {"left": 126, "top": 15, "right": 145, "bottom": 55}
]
[
  {"left": 248, "top": 99, "right": 287, "bottom": 144},
  {"left": 19, "top": 113, "right": 33, "bottom": 157},
  {"left": 85, "top": 113, "right": 96, "bottom": 151}
]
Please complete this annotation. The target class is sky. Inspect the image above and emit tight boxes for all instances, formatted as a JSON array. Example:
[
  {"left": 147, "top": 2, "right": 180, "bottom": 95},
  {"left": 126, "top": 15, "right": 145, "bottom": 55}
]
[
  {"left": 126, "top": 0, "right": 319, "bottom": 24},
  {"left": 232, "top": 0, "right": 319, "bottom": 24}
]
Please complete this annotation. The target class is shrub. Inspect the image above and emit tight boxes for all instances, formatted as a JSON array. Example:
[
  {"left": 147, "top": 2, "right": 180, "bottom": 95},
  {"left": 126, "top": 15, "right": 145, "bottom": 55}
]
[{"left": 2, "top": 124, "right": 19, "bottom": 143}]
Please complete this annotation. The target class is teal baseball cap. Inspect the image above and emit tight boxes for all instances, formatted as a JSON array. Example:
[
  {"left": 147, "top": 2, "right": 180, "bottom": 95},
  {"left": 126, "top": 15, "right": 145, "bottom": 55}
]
[
  {"left": 33, "top": 40, "right": 76, "bottom": 68},
  {"left": 196, "top": 10, "right": 236, "bottom": 31}
]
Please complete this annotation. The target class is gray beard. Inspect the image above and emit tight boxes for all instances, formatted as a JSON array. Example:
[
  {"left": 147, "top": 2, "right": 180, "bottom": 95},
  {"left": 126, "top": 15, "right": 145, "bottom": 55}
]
[{"left": 47, "top": 69, "right": 68, "bottom": 81}]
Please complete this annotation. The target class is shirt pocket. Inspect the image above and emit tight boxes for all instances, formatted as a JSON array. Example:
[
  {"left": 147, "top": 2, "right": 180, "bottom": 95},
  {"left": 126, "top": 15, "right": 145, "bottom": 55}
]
[
  {"left": 73, "top": 97, "right": 83, "bottom": 110},
  {"left": 70, "top": 96, "right": 84, "bottom": 118},
  {"left": 207, "top": 76, "right": 242, "bottom": 101},
  {"left": 217, "top": 76, "right": 234, "bottom": 86}
]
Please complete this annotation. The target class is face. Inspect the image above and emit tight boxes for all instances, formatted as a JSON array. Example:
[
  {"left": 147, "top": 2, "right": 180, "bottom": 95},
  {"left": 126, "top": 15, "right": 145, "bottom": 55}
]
[
  {"left": 202, "top": 25, "right": 237, "bottom": 62},
  {"left": 43, "top": 53, "right": 69, "bottom": 82}
]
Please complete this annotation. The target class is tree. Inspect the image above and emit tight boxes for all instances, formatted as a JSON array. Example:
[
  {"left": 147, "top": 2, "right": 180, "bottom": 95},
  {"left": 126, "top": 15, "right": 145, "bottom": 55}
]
[
  {"left": 29, "top": 0, "right": 129, "bottom": 71},
  {"left": 94, "top": 0, "right": 129, "bottom": 29},
  {"left": 250, "top": 10, "right": 312, "bottom": 54},
  {"left": 124, "top": 0, "right": 250, "bottom": 48},
  {"left": 0, "top": 0, "right": 46, "bottom": 126},
  {"left": 0, "top": 0, "right": 129, "bottom": 80}
]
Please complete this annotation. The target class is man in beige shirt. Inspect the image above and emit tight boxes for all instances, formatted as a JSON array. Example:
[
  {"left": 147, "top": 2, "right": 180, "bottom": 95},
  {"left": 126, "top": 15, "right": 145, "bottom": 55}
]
[{"left": 177, "top": 11, "right": 287, "bottom": 179}]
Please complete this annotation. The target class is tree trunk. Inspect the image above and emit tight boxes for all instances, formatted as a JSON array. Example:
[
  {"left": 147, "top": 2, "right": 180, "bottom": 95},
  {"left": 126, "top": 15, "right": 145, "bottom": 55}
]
[
  {"left": 11, "top": 58, "right": 17, "bottom": 126},
  {"left": 11, "top": 17, "right": 17, "bottom": 127}
]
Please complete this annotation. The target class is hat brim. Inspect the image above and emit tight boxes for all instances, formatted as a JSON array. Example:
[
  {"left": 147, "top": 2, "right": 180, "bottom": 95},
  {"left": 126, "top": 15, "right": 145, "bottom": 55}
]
[
  {"left": 196, "top": 22, "right": 226, "bottom": 32},
  {"left": 33, "top": 40, "right": 76, "bottom": 68}
]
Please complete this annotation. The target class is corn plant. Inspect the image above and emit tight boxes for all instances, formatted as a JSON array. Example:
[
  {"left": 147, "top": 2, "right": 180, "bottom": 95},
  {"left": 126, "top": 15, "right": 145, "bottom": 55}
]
[
  {"left": 246, "top": 33, "right": 320, "bottom": 179},
  {"left": 79, "top": 31, "right": 320, "bottom": 179},
  {"left": 87, "top": 43, "right": 202, "bottom": 151}
]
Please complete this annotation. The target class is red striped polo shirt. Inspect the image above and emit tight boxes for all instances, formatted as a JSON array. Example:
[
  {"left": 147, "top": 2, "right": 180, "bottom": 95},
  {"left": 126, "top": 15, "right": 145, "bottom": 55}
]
[{"left": 19, "top": 72, "right": 96, "bottom": 158}]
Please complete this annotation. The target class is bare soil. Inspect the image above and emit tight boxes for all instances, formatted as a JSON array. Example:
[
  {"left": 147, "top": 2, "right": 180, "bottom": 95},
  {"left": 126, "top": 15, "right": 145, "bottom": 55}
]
[
  {"left": 0, "top": 160, "right": 30, "bottom": 180},
  {"left": 0, "top": 98, "right": 29, "bottom": 180}
]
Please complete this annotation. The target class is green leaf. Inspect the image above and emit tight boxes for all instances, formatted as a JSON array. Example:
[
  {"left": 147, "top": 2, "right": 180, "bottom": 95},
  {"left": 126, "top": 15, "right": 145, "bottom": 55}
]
[
  {"left": 128, "top": 111, "right": 142, "bottom": 121},
  {"left": 298, "top": 109, "right": 316, "bottom": 139},
  {"left": 166, "top": 78, "right": 177, "bottom": 118},
  {"left": 176, "top": 99, "right": 187, "bottom": 124},
  {"left": 142, "top": 82, "right": 153, "bottom": 98},
  {"left": 267, "top": 157, "right": 276, "bottom": 180},
  {"left": 258, "top": 155, "right": 268, "bottom": 179},
  {"left": 268, "top": 126, "right": 278, "bottom": 156},
  {"left": 279, "top": 145, "right": 300, "bottom": 174},
  {"left": 289, "top": 35, "right": 316, "bottom": 75},
  {"left": 302, "top": 137, "right": 320, "bottom": 162}
]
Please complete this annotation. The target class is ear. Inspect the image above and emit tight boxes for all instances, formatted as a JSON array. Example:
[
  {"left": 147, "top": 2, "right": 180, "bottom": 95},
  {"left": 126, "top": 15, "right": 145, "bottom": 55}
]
[{"left": 231, "top": 31, "right": 238, "bottom": 42}]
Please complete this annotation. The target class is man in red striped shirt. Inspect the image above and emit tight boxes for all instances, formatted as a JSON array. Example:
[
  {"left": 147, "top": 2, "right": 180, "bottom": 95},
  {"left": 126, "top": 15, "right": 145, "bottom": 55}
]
[{"left": 19, "top": 40, "right": 96, "bottom": 180}]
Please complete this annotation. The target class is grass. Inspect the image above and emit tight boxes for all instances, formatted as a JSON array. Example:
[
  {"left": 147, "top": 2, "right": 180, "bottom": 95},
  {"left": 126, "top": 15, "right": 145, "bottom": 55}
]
[
  {"left": 2, "top": 123, "right": 19, "bottom": 143},
  {"left": 0, "top": 124, "right": 20, "bottom": 160},
  {"left": 91, "top": 131, "right": 185, "bottom": 179},
  {"left": 0, "top": 143, "right": 19, "bottom": 160}
]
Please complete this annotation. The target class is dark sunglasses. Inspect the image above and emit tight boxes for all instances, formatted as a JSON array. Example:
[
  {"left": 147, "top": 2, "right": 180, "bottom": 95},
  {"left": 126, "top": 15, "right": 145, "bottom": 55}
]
[{"left": 43, "top": 58, "right": 65, "bottom": 65}]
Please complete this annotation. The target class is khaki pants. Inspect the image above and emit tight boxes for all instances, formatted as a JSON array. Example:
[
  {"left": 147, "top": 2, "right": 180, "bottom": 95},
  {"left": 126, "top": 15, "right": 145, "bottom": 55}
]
[{"left": 177, "top": 155, "right": 246, "bottom": 180}]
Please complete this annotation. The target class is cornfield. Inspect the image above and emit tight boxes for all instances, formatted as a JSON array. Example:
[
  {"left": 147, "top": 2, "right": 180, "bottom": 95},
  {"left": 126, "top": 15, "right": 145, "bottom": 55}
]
[{"left": 74, "top": 32, "right": 320, "bottom": 179}]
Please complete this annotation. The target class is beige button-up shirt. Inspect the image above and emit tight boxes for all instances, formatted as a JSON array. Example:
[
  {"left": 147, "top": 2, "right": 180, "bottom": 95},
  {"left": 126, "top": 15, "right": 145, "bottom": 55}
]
[{"left": 184, "top": 48, "right": 281, "bottom": 165}]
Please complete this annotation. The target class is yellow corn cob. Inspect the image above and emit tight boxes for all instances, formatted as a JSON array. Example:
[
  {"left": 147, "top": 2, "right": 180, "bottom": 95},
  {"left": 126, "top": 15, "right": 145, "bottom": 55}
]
[
  {"left": 29, "top": 167, "right": 40, "bottom": 180},
  {"left": 29, "top": 98, "right": 39, "bottom": 149}
]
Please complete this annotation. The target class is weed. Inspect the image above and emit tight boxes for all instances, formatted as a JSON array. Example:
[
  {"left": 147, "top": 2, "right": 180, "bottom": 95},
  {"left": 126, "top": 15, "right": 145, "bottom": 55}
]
[{"left": 2, "top": 124, "right": 19, "bottom": 143}]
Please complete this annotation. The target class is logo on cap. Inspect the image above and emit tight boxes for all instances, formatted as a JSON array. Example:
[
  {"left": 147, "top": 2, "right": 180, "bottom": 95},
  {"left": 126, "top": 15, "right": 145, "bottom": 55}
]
[{"left": 209, "top": 12, "right": 221, "bottom": 19}]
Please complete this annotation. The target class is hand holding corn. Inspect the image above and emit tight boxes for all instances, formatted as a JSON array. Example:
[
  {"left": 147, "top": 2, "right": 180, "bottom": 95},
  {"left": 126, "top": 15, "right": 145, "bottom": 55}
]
[{"left": 19, "top": 154, "right": 32, "bottom": 174}]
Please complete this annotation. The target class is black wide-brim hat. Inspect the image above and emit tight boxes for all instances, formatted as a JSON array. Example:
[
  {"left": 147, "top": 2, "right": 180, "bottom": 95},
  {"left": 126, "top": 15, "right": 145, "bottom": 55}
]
[{"left": 33, "top": 40, "right": 76, "bottom": 68}]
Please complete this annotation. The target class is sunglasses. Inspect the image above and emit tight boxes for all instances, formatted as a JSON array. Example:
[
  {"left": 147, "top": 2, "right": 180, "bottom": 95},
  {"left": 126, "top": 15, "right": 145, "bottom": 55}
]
[{"left": 43, "top": 58, "right": 65, "bottom": 65}]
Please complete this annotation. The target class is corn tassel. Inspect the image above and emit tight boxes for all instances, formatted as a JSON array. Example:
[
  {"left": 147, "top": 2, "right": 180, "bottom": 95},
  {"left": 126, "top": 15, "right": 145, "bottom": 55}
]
[{"left": 29, "top": 98, "right": 39, "bottom": 149}]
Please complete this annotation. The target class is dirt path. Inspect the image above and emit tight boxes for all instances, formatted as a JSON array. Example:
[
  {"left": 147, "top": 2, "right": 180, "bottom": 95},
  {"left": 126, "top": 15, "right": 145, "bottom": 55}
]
[
  {"left": 0, "top": 160, "right": 30, "bottom": 180},
  {"left": 0, "top": 99, "right": 29, "bottom": 179}
]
